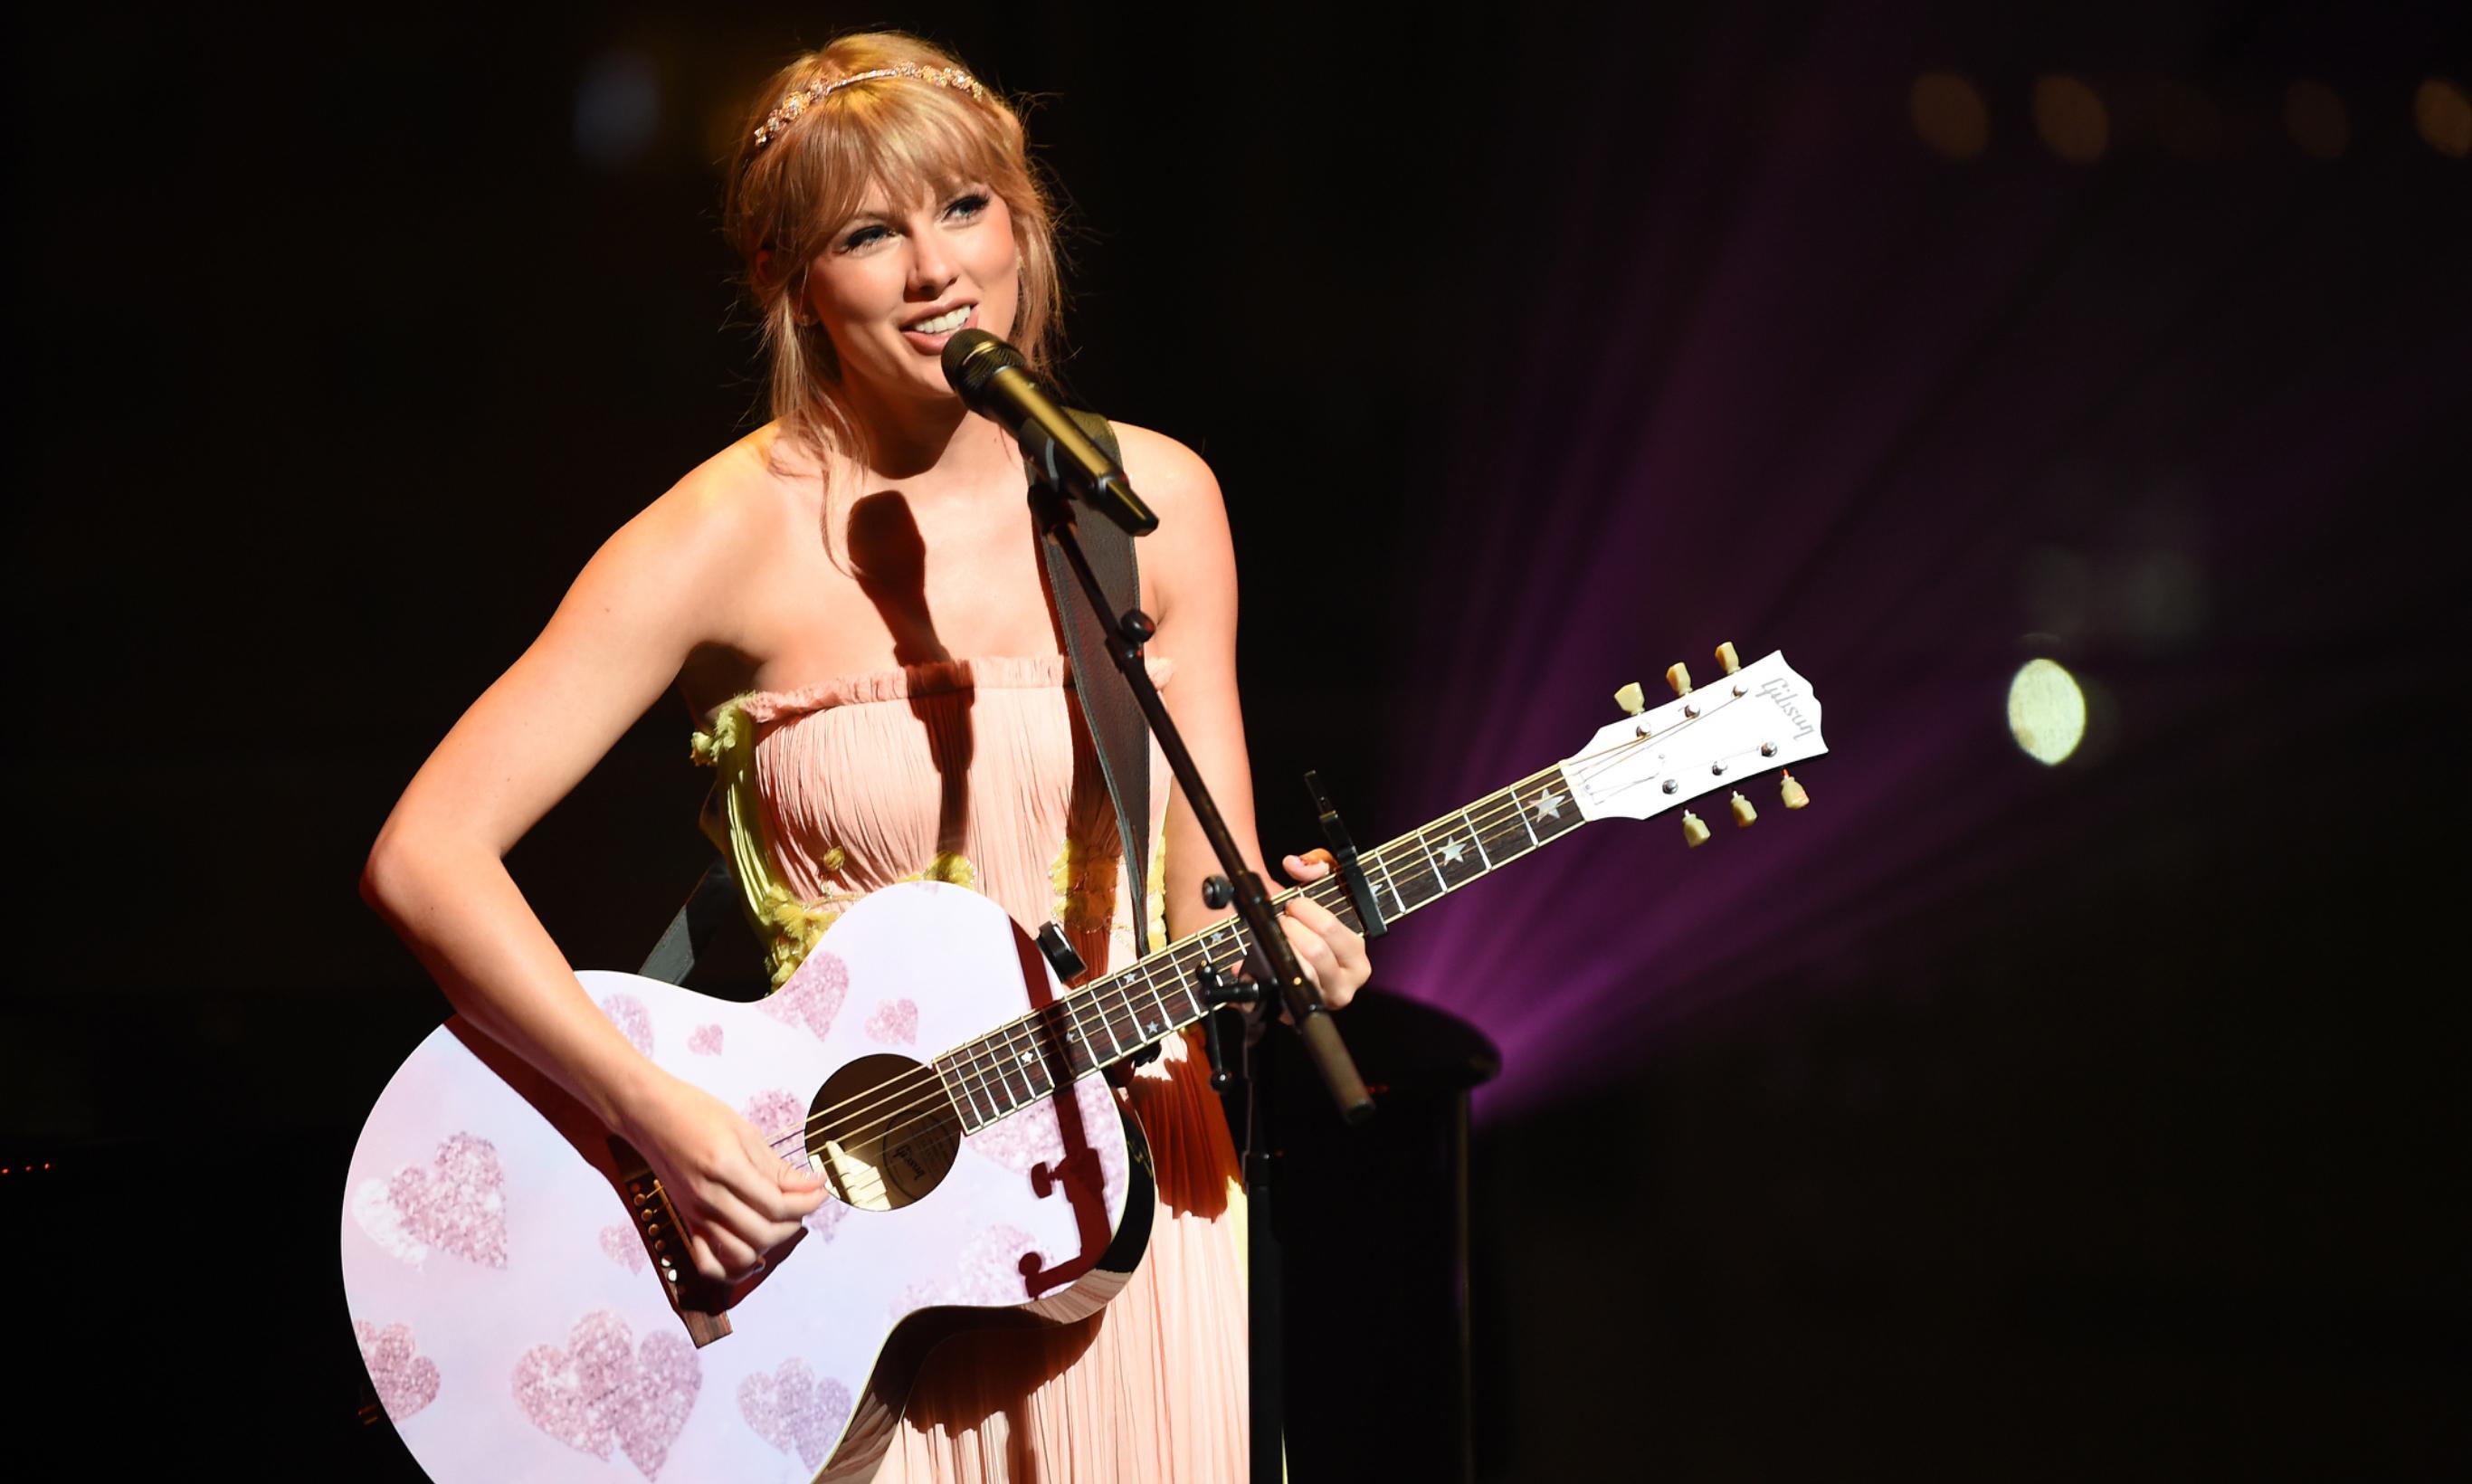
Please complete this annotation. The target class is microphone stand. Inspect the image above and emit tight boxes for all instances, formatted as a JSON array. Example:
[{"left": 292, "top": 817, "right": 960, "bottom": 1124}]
[
  {"left": 1025, "top": 475, "right": 1374, "bottom": 1122},
  {"left": 1028, "top": 464, "right": 1373, "bottom": 1484}
]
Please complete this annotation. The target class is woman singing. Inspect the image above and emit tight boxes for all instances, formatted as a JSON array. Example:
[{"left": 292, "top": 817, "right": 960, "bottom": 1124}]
[{"left": 360, "top": 29, "right": 1368, "bottom": 1482}]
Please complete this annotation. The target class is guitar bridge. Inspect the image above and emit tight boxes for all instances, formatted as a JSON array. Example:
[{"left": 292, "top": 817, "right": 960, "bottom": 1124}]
[{"left": 611, "top": 1137, "right": 733, "bottom": 1348}]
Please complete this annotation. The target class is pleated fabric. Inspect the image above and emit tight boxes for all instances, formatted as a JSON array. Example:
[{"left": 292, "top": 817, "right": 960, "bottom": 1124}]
[{"left": 724, "top": 655, "right": 1247, "bottom": 1483}]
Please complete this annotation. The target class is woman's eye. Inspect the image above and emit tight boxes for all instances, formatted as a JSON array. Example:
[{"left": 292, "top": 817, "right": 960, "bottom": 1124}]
[
  {"left": 840, "top": 224, "right": 891, "bottom": 252},
  {"left": 946, "top": 193, "right": 991, "bottom": 221}
]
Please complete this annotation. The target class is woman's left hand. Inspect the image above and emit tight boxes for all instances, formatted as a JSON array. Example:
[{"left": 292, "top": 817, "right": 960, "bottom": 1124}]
[{"left": 1275, "top": 848, "right": 1372, "bottom": 1010}]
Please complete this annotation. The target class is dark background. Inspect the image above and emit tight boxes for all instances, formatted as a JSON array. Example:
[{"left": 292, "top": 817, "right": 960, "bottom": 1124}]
[{"left": 5, "top": 2, "right": 2467, "bottom": 1479}]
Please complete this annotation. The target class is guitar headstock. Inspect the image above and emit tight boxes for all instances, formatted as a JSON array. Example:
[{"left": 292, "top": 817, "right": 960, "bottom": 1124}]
[{"left": 1560, "top": 644, "right": 1826, "bottom": 842}]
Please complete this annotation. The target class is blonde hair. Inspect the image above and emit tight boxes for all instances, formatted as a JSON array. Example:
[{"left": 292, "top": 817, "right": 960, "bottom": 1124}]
[{"left": 723, "top": 33, "right": 1062, "bottom": 469}]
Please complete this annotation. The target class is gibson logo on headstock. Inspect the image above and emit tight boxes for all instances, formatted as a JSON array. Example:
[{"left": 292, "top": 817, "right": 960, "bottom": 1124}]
[{"left": 1758, "top": 677, "right": 1816, "bottom": 739}]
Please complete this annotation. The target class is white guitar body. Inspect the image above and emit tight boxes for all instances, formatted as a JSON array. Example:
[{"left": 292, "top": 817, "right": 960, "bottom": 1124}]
[{"left": 341, "top": 882, "right": 1144, "bottom": 1483}]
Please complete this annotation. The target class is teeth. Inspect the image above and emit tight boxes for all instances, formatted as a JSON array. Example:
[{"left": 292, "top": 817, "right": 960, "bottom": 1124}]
[{"left": 910, "top": 306, "right": 970, "bottom": 335}]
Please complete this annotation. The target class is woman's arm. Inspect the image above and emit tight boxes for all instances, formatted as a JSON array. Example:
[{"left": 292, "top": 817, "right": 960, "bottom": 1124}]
[
  {"left": 361, "top": 456, "right": 823, "bottom": 1282},
  {"left": 1114, "top": 423, "right": 1369, "bottom": 1005}
]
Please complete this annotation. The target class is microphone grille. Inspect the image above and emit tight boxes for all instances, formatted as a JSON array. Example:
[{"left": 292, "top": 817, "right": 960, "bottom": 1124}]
[{"left": 941, "top": 328, "right": 1023, "bottom": 399}]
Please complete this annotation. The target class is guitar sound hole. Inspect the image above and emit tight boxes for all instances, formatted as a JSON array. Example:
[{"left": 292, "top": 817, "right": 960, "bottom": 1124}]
[{"left": 808, "top": 1053, "right": 962, "bottom": 1212}]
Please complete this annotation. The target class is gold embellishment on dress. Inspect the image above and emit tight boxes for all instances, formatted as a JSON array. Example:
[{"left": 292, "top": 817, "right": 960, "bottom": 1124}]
[
  {"left": 689, "top": 706, "right": 744, "bottom": 768},
  {"left": 755, "top": 852, "right": 975, "bottom": 986},
  {"left": 758, "top": 884, "right": 847, "bottom": 986},
  {"left": 916, "top": 851, "right": 975, "bottom": 889},
  {"left": 1144, "top": 842, "right": 1169, "bottom": 956},
  {"left": 1049, "top": 834, "right": 1119, "bottom": 932}
]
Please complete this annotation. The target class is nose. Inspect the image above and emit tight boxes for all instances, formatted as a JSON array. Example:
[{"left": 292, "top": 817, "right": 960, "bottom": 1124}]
[{"left": 906, "top": 225, "right": 956, "bottom": 301}]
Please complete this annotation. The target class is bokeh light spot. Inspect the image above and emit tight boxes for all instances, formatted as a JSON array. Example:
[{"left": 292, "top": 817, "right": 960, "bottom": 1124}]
[
  {"left": 2283, "top": 80, "right": 2350, "bottom": 159},
  {"left": 2034, "top": 74, "right": 2109, "bottom": 164},
  {"left": 2008, "top": 659, "right": 2087, "bottom": 766},
  {"left": 2415, "top": 77, "right": 2471, "bottom": 158},
  {"left": 1911, "top": 72, "right": 1991, "bottom": 160}
]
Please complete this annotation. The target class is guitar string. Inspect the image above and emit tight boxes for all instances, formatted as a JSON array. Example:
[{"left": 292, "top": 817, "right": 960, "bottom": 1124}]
[
  {"left": 736, "top": 715, "right": 1747, "bottom": 1171},
  {"left": 746, "top": 715, "right": 1757, "bottom": 1170},
  {"left": 664, "top": 699, "right": 1778, "bottom": 1204},
  {"left": 661, "top": 754, "right": 1723, "bottom": 1219},
  {"left": 745, "top": 752, "right": 1667, "bottom": 1165}
]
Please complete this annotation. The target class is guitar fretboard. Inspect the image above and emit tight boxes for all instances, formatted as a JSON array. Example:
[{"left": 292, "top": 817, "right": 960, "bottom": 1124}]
[{"left": 931, "top": 767, "right": 1586, "bottom": 1131}]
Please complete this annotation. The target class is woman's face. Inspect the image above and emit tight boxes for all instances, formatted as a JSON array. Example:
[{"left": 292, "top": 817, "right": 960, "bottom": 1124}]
[{"left": 803, "top": 177, "right": 1021, "bottom": 407}]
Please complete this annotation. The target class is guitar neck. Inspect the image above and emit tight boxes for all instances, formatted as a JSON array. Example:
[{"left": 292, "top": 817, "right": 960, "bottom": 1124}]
[{"left": 932, "top": 764, "right": 1589, "bottom": 1132}]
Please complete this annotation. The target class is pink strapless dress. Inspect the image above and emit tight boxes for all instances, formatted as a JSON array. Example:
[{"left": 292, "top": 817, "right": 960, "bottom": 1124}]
[{"left": 693, "top": 655, "right": 1246, "bottom": 1482}]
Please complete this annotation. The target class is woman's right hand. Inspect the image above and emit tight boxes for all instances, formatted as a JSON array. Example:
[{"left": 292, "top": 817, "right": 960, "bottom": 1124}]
[{"left": 618, "top": 1071, "right": 831, "bottom": 1284}]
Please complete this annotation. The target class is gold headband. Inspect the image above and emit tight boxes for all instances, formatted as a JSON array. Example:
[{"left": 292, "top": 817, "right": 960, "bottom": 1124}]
[{"left": 751, "top": 65, "right": 991, "bottom": 150}]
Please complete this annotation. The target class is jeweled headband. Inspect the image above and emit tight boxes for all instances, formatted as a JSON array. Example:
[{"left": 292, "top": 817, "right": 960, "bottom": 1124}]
[{"left": 751, "top": 64, "right": 991, "bottom": 150}]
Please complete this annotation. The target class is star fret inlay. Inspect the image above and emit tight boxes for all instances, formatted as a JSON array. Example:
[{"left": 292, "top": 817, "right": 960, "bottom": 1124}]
[{"left": 1532, "top": 786, "right": 1567, "bottom": 820}]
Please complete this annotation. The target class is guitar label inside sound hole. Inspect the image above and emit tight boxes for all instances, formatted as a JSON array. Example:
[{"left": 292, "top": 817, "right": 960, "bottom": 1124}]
[{"left": 809, "top": 1053, "right": 961, "bottom": 1211}]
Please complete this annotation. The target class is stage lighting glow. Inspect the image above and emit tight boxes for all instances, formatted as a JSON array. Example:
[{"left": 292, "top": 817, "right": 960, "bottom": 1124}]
[
  {"left": 1911, "top": 72, "right": 1991, "bottom": 160},
  {"left": 2283, "top": 81, "right": 2350, "bottom": 159},
  {"left": 2416, "top": 78, "right": 2471, "bottom": 158},
  {"left": 2008, "top": 659, "right": 2087, "bottom": 766},
  {"left": 2034, "top": 75, "right": 2109, "bottom": 165}
]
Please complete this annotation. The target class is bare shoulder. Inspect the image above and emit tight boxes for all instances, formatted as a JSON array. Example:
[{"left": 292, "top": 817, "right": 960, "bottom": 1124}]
[
  {"left": 1108, "top": 421, "right": 1225, "bottom": 523},
  {"left": 613, "top": 427, "right": 805, "bottom": 576},
  {"left": 1106, "top": 421, "right": 1235, "bottom": 625}
]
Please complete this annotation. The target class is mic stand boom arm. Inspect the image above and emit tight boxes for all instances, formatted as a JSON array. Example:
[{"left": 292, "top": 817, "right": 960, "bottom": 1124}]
[{"left": 1026, "top": 478, "right": 1374, "bottom": 1126}]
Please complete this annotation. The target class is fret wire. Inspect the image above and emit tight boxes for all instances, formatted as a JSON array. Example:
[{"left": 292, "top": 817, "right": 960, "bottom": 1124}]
[
  {"left": 1100, "top": 970, "right": 1144, "bottom": 1050},
  {"left": 1372, "top": 852, "right": 1402, "bottom": 919},
  {"left": 1026, "top": 1012, "right": 1060, "bottom": 1085},
  {"left": 1136, "top": 958, "right": 1173, "bottom": 1042},
  {"left": 1016, "top": 1021, "right": 1052, "bottom": 1097},
  {"left": 934, "top": 1054, "right": 984, "bottom": 1132},
  {"left": 1062, "top": 992, "right": 1109, "bottom": 1071},
  {"left": 1021, "top": 1021, "right": 1053, "bottom": 1096},
  {"left": 1055, "top": 999, "right": 1094, "bottom": 1079},
  {"left": 1122, "top": 960, "right": 1155, "bottom": 1044},
  {"left": 984, "top": 1023, "right": 1024, "bottom": 1108},
  {"left": 949, "top": 1041, "right": 999, "bottom": 1125},
  {"left": 1391, "top": 844, "right": 1440, "bottom": 909},
  {"left": 1051, "top": 998, "right": 1090, "bottom": 1078},
  {"left": 982, "top": 1032, "right": 1020, "bottom": 1112},
  {"left": 1163, "top": 951, "right": 1204, "bottom": 1024},
  {"left": 995, "top": 1023, "right": 1033, "bottom": 1107},
  {"left": 1461, "top": 806, "right": 1494, "bottom": 870},
  {"left": 962, "top": 1048, "right": 1001, "bottom": 1128},
  {"left": 1136, "top": 957, "right": 1174, "bottom": 1038},
  {"left": 971, "top": 1032, "right": 1008, "bottom": 1115},
  {"left": 1085, "top": 980, "right": 1127, "bottom": 1060}
]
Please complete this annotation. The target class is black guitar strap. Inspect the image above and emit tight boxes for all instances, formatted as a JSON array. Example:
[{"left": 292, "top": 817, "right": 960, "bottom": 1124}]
[
  {"left": 1036, "top": 410, "right": 1153, "bottom": 960},
  {"left": 642, "top": 411, "right": 1151, "bottom": 985}
]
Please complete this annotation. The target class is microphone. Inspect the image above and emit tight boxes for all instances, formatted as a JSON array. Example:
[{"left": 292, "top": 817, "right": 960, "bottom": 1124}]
[{"left": 941, "top": 328, "right": 1157, "bottom": 536}]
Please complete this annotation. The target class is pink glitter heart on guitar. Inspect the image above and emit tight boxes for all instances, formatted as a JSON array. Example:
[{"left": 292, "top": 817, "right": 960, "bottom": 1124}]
[{"left": 512, "top": 1309, "right": 700, "bottom": 1479}]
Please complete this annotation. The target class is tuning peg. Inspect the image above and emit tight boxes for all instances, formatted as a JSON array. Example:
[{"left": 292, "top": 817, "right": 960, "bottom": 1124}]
[
  {"left": 1715, "top": 641, "right": 1740, "bottom": 675},
  {"left": 1667, "top": 662, "right": 1692, "bottom": 697},
  {"left": 1682, "top": 810, "right": 1711, "bottom": 848},
  {"left": 1780, "top": 770, "right": 1810, "bottom": 810},
  {"left": 1615, "top": 681, "right": 1645, "bottom": 716},
  {"left": 1729, "top": 790, "right": 1757, "bottom": 827}
]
